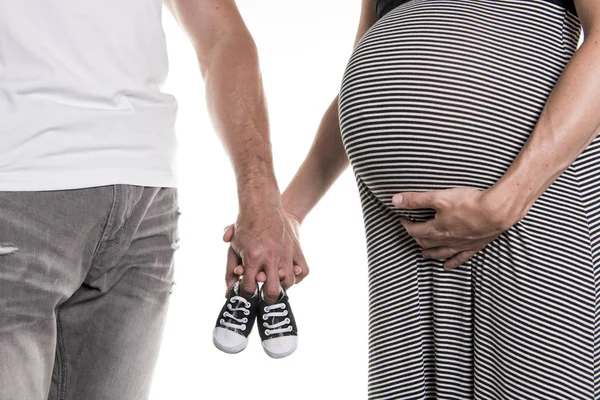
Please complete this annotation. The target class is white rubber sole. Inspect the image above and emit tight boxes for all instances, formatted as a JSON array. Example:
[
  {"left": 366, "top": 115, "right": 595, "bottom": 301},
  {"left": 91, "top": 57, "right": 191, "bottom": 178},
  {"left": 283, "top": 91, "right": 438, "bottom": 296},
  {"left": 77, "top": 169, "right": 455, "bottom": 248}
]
[
  {"left": 261, "top": 338, "right": 298, "bottom": 359},
  {"left": 212, "top": 329, "right": 248, "bottom": 354}
]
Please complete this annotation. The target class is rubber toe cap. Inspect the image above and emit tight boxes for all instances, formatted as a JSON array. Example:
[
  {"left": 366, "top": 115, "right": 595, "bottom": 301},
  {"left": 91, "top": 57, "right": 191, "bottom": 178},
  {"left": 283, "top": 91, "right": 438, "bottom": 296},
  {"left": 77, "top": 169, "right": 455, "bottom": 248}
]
[
  {"left": 213, "top": 327, "right": 248, "bottom": 354},
  {"left": 262, "top": 336, "right": 298, "bottom": 359}
]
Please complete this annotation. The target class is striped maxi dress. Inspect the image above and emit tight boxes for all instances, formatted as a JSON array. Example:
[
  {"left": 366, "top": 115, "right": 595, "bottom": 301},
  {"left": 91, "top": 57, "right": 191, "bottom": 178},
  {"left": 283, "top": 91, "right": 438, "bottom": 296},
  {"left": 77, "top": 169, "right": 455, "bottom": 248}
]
[{"left": 338, "top": 0, "right": 599, "bottom": 399}]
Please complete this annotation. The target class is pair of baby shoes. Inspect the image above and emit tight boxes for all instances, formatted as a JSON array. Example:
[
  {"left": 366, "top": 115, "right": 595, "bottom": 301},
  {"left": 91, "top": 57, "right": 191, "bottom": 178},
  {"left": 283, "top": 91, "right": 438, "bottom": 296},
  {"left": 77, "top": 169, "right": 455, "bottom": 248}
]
[{"left": 213, "top": 280, "right": 298, "bottom": 358}]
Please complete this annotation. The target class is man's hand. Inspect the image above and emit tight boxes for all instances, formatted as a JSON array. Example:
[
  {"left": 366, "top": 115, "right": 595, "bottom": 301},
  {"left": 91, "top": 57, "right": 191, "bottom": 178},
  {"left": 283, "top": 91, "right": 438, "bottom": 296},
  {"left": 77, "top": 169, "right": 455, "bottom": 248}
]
[
  {"left": 164, "top": 0, "right": 307, "bottom": 304},
  {"left": 223, "top": 204, "right": 308, "bottom": 305}
]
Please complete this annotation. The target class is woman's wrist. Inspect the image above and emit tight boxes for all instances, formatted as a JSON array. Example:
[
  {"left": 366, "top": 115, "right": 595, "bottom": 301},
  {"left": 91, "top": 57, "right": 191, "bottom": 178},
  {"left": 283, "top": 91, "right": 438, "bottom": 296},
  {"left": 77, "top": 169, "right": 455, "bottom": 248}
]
[
  {"left": 281, "top": 191, "right": 307, "bottom": 226},
  {"left": 485, "top": 177, "right": 532, "bottom": 229}
]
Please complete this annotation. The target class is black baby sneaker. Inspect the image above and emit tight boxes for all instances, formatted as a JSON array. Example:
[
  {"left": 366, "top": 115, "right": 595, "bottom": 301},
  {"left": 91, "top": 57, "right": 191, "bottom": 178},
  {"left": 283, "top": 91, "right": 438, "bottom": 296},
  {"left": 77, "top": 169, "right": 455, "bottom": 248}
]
[
  {"left": 213, "top": 280, "right": 259, "bottom": 354},
  {"left": 257, "top": 284, "right": 298, "bottom": 359}
]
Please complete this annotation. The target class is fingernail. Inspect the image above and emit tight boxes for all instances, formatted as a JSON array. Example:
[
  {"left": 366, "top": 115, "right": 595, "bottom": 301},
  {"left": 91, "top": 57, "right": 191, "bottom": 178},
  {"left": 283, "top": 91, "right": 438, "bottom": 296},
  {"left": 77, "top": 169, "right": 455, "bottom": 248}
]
[{"left": 392, "top": 194, "right": 403, "bottom": 206}]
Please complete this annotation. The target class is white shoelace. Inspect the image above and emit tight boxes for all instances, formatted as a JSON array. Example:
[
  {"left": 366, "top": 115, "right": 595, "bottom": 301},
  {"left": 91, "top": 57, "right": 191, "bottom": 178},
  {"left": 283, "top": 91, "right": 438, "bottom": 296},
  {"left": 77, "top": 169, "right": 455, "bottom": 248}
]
[
  {"left": 262, "top": 303, "right": 293, "bottom": 336},
  {"left": 219, "top": 296, "right": 251, "bottom": 331}
]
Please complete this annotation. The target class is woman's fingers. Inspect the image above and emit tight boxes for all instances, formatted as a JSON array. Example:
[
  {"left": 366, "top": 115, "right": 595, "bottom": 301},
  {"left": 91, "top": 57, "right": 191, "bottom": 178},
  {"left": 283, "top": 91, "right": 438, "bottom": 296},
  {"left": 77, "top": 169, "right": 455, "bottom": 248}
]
[
  {"left": 292, "top": 249, "right": 309, "bottom": 284},
  {"left": 222, "top": 224, "right": 234, "bottom": 243},
  {"left": 256, "top": 271, "right": 267, "bottom": 282},
  {"left": 234, "top": 266, "right": 268, "bottom": 283},
  {"left": 234, "top": 267, "right": 298, "bottom": 284}
]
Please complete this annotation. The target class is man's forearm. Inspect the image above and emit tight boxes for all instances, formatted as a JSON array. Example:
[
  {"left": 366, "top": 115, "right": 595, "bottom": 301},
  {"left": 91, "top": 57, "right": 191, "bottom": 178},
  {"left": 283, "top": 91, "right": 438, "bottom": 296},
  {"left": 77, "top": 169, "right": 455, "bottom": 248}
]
[
  {"left": 203, "top": 33, "right": 281, "bottom": 209},
  {"left": 489, "top": 31, "right": 600, "bottom": 224},
  {"left": 281, "top": 97, "right": 350, "bottom": 223}
]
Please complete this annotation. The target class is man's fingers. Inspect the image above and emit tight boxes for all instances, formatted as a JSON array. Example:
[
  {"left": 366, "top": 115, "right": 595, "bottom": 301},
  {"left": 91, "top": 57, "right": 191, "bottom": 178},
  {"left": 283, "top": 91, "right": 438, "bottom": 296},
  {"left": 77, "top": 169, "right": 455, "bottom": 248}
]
[
  {"left": 222, "top": 224, "right": 234, "bottom": 243},
  {"left": 240, "top": 267, "right": 259, "bottom": 298},
  {"left": 239, "top": 251, "right": 260, "bottom": 297},
  {"left": 225, "top": 246, "right": 241, "bottom": 297},
  {"left": 239, "top": 245, "right": 264, "bottom": 296},
  {"left": 263, "top": 262, "right": 282, "bottom": 305}
]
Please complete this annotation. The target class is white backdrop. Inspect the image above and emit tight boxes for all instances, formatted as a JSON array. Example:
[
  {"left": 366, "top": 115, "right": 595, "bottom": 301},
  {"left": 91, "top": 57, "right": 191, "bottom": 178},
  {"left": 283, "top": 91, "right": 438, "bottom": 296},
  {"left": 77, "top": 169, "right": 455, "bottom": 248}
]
[
  {"left": 151, "top": 2, "right": 585, "bottom": 398},
  {"left": 151, "top": 1, "right": 368, "bottom": 399}
]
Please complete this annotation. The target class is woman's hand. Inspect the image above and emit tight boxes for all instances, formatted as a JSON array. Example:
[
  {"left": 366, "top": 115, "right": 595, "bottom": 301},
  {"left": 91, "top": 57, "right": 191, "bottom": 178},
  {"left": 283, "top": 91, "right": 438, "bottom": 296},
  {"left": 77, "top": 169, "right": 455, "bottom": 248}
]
[{"left": 392, "top": 186, "right": 521, "bottom": 269}]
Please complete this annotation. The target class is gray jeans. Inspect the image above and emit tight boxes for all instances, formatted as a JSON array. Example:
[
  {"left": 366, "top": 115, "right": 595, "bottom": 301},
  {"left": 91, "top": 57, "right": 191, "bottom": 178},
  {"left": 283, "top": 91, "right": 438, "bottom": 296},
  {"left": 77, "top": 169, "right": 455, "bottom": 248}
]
[{"left": 0, "top": 185, "right": 180, "bottom": 400}]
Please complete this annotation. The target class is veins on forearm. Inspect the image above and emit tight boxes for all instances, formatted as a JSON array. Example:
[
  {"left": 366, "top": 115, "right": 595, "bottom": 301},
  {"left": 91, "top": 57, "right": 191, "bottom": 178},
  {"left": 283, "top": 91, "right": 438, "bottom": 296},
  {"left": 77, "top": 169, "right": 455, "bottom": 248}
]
[
  {"left": 204, "top": 37, "right": 280, "bottom": 202},
  {"left": 493, "top": 33, "right": 600, "bottom": 221}
]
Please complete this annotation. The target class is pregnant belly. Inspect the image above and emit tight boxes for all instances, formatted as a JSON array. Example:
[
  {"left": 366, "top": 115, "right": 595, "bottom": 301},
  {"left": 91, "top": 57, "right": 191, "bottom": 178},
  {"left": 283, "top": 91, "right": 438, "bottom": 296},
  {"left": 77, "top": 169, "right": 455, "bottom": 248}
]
[{"left": 339, "top": 0, "right": 580, "bottom": 213}]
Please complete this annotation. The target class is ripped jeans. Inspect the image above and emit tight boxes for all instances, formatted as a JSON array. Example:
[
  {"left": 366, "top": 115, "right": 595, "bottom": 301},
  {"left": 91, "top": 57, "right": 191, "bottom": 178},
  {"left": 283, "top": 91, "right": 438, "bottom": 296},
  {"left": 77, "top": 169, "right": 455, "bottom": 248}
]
[{"left": 0, "top": 185, "right": 180, "bottom": 400}]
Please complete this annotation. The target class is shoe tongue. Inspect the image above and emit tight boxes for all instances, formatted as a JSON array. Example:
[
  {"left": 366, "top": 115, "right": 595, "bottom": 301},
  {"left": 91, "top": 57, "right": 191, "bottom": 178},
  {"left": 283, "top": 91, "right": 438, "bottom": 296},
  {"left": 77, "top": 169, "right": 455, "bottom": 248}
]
[
  {"left": 261, "top": 285, "right": 284, "bottom": 304},
  {"left": 261, "top": 286, "right": 286, "bottom": 330},
  {"left": 232, "top": 280, "right": 258, "bottom": 300},
  {"left": 232, "top": 281, "right": 241, "bottom": 296}
]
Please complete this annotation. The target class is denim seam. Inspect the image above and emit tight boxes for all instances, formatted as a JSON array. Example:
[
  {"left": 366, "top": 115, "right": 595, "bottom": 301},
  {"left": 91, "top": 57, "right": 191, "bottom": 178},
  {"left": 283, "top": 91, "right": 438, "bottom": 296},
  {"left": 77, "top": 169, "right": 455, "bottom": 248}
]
[
  {"left": 102, "top": 186, "right": 148, "bottom": 252},
  {"left": 90, "top": 185, "right": 121, "bottom": 268},
  {"left": 56, "top": 308, "right": 68, "bottom": 400},
  {"left": 102, "top": 220, "right": 128, "bottom": 252},
  {"left": 173, "top": 189, "right": 180, "bottom": 243}
]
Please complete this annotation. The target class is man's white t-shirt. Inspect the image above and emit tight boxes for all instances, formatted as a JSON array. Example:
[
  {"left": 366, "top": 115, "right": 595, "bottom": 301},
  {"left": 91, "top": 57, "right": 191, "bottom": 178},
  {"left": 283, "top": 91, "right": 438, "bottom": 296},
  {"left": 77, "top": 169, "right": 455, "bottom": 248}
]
[{"left": 0, "top": 0, "right": 179, "bottom": 191}]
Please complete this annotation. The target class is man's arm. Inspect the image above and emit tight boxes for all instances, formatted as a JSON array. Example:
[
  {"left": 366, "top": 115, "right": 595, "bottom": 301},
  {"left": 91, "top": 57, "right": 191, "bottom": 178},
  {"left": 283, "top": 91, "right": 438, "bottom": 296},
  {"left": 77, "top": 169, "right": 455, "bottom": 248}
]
[
  {"left": 166, "top": 0, "right": 275, "bottom": 196},
  {"left": 165, "top": 0, "right": 306, "bottom": 304},
  {"left": 224, "top": 0, "right": 378, "bottom": 284}
]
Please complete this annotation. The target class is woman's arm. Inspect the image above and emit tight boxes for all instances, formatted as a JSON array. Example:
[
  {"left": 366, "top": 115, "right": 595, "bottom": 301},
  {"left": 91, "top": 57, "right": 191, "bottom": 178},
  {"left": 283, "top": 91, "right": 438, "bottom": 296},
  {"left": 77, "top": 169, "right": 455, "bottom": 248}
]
[
  {"left": 281, "top": 0, "right": 378, "bottom": 224},
  {"left": 488, "top": 0, "right": 600, "bottom": 226}
]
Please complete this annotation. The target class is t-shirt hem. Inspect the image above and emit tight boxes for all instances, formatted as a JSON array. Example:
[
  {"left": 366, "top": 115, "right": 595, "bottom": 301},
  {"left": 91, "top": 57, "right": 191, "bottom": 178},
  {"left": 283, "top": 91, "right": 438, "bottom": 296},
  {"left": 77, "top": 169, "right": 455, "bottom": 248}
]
[{"left": 0, "top": 170, "right": 178, "bottom": 191}]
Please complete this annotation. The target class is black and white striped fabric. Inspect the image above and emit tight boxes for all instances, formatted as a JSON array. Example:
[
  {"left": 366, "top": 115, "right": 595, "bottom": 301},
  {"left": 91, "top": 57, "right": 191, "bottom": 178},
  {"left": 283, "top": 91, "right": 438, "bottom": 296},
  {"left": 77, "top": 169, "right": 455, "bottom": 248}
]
[{"left": 338, "top": 1, "right": 596, "bottom": 398}]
